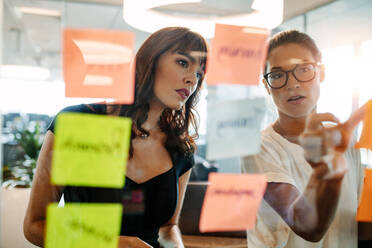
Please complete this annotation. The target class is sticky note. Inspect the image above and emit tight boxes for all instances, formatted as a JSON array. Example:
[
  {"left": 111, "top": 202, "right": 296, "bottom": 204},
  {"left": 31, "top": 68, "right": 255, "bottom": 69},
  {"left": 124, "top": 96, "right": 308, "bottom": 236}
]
[
  {"left": 357, "top": 169, "right": 372, "bottom": 222},
  {"left": 51, "top": 113, "right": 131, "bottom": 188},
  {"left": 206, "top": 23, "right": 269, "bottom": 85},
  {"left": 45, "top": 203, "right": 122, "bottom": 248},
  {"left": 206, "top": 97, "right": 266, "bottom": 160},
  {"left": 199, "top": 173, "right": 267, "bottom": 232},
  {"left": 63, "top": 28, "right": 135, "bottom": 103},
  {"left": 355, "top": 100, "right": 372, "bottom": 149}
]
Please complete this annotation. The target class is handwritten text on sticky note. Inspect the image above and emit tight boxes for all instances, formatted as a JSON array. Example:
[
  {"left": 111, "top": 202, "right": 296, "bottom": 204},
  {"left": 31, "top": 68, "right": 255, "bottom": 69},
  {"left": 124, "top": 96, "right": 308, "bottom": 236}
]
[
  {"left": 51, "top": 113, "right": 131, "bottom": 188},
  {"left": 207, "top": 24, "right": 269, "bottom": 85},
  {"left": 207, "top": 97, "right": 266, "bottom": 160},
  {"left": 45, "top": 203, "right": 122, "bottom": 248},
  {"left": 199, "top": 173, "right": 267, "bottom": 232}
]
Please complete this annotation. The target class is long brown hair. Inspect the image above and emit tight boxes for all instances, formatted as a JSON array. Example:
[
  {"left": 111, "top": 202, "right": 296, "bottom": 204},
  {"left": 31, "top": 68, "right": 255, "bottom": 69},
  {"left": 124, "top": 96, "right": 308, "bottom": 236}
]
[{"left": 113, "top": 27, "right": 207, "bottom": 158}]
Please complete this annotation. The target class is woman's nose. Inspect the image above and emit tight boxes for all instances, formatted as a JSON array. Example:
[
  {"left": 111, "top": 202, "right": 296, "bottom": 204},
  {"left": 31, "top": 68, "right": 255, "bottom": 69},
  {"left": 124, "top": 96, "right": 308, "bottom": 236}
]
[
  {"left": 185, "top": 69, "right": 199, "bottom": 85},
  {"left": 286, "top": 72, "right": 300, "bottom": 89}
]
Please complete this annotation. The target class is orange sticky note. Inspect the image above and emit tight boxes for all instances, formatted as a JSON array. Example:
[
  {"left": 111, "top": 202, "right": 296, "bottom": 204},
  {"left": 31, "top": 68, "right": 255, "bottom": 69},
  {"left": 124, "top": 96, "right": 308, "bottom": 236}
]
[
  {"left": 199, "top": 173, "right": 267, "bottom": 232},
  {"left": 206, "top": 24, "right": 269, "bottom": 85},
  {"left": 357, "top": 168, "right": 372, "bottom": 222},
  {"left": 355, "top": 100, "right": 372, "bottom": 149},
  {"left": 63, "top": 28, "right": 135, "bottom": 103}
]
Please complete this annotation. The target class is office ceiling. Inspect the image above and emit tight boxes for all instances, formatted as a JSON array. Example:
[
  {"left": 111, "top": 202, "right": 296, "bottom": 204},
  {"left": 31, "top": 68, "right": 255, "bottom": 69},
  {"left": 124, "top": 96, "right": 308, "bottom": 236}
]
[{"left": 4, "top": 0, "right": 369, "bottom": 82}]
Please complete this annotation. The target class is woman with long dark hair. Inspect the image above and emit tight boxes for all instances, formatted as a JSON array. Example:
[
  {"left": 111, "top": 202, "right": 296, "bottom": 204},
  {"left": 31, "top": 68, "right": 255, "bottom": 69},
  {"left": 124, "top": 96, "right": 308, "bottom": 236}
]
[{"left": 24, "top": 27, "right": 208, "bottom": 248}]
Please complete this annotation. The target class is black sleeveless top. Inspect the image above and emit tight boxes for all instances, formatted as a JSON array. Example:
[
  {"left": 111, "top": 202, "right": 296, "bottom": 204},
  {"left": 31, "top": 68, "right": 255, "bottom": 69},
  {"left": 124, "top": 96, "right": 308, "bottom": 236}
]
[{"left": 47, "top": 104, "right": 194, "bottom": 248}]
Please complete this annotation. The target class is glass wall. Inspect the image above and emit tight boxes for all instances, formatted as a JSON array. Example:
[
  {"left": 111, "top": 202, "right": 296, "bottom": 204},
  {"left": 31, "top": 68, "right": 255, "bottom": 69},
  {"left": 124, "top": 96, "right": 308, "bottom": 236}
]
[{"left": 1, "top": 0, "right": 372, "bottom": 247}]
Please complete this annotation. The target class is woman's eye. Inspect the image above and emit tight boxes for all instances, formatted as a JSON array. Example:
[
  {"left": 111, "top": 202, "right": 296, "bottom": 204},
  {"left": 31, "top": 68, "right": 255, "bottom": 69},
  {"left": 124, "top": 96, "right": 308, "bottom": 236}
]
[
  {"left": 196, "top": 72, "right": 203, "bottom": 81},
  {"left": 269, "top": 72, "right": 284, "bottom": 80},
  {"left": 177, "top": 59, "right": 188, "bottom": 67},
  {"left": 298, "top": 64, "right": 313, "bottom": 73}
]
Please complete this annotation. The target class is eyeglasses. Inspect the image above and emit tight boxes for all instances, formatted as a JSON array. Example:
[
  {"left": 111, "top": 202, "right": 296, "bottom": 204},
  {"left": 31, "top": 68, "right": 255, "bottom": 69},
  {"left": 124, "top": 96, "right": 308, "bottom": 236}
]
[{"left": 264, "top": 63, "right": 320, "bottom": 89}]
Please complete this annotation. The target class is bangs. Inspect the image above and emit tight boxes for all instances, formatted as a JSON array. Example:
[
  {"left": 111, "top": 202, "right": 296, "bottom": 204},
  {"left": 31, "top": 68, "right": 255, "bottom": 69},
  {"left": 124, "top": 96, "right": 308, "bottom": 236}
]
[{"left": 170, "top": 32, "right": 208, "bottom": 70}]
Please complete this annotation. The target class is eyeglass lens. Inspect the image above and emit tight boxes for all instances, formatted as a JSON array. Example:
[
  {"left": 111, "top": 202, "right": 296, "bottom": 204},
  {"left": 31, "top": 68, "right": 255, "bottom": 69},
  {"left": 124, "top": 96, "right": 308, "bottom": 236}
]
[{"left": 266, "top": 63, "right": 316, "bottom": 88}]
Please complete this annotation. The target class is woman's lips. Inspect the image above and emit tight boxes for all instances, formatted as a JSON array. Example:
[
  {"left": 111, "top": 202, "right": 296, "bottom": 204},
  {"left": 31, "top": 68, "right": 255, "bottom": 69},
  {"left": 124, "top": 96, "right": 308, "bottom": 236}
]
[
  {"left": 175, "top": 89, "right": 189, "bottom": 100},
  {"left": 287, "top": 95, "right": 305, "bottom": 104}
]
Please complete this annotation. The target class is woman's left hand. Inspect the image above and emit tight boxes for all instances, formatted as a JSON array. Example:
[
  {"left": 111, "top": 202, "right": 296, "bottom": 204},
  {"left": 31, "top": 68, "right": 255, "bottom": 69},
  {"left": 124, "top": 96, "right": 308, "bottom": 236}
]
[
  {"left": 159, "top": 239, "right": 182, "bottom": 248},
  {"left": 158, "top": 225, "right": 184, "bottom": 248}
]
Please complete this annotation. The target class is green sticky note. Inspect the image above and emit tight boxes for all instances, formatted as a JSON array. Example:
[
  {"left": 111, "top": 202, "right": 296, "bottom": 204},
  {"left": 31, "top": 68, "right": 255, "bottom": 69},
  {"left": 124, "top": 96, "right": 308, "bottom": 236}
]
[
  {"left": 45, "top": 203, "right": 122, "bottom": 248},
  {"left": 51, "top": 113, "right": 131, "bottom": 188}
]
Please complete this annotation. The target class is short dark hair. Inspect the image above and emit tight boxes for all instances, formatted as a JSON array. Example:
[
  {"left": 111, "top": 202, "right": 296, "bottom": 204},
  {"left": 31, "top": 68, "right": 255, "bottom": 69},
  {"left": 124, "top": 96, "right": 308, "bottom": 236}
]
[{"left": 265, "top": 30, "right": 322, "bottom": 73}]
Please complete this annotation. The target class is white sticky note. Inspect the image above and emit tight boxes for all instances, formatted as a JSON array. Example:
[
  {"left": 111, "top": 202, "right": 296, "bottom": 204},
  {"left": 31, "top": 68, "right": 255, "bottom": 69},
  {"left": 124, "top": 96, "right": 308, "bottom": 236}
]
[{"left": 206, "top": 97, "right": 266, "bottom": 160}]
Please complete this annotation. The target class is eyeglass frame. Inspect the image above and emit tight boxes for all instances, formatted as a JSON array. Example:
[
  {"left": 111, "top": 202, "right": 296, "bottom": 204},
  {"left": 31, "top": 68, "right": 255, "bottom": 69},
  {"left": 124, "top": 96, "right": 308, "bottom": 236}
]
[{"left": 263, "top": 62, "right": 322, "bottom": 89}]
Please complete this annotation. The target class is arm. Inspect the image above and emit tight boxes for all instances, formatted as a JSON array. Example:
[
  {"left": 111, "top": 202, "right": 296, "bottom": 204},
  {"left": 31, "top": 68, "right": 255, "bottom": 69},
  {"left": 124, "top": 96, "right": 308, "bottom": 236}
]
[
  {"left": 314, "top": 106, "right": 372, "bottom": 240},
  {"left": 118, "top": 236, "right": 153, "bottom": 248},
  {"left": 24, "top": 131, "right": 153, "bottom": 248},
  {"left": 265, "top": 169, "right": 344, "bottom": 242},
  {"left": 23, "top": 131, "right": 64, "bottom": 246},
  {"left": 265, "top": 112, "right": 356, "bottom": 242},
  {"left": 158, "top": 170, "right": 191, "bottom": 248}
]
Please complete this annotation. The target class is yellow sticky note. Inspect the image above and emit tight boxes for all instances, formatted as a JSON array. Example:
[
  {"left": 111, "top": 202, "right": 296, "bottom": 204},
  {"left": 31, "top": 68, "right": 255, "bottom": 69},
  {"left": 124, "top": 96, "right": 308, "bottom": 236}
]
[
  {"left": 45, "top": 203, "right": 122, "bottom": 248},
  {"left": 51, "top": 113, "right": 131, "bottom": 188}
]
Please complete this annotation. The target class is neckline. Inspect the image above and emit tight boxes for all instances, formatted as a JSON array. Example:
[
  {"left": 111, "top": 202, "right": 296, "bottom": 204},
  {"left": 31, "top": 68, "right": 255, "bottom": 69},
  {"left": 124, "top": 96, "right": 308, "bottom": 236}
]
[
  {"left": 268, "top": 125, "right": 304, "bottom": 152},
  {"left": 125, "top": 165, "right": 175, "bottom": 185},
  {"left": 272, "top": 121, "right": 303, "bottom": 144},
  {"left": 267, "top": 124, "right": 313, "bottom": 173}
]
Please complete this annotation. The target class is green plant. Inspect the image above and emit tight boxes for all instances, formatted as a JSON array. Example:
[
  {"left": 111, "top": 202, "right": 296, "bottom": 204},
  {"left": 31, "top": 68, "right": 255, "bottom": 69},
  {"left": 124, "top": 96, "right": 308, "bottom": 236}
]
[
  {"left": 2, "top": 122, "right": 43, "bottom": 188},
  {"left": 14, "top": 123, "right": 43, "bottom": 160}
]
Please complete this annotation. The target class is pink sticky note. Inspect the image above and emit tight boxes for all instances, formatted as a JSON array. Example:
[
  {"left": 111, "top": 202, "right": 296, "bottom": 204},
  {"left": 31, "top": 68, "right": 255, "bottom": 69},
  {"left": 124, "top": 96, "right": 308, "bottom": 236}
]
[
  {"left": 206, "top": 24, "right": 269, "bottom": 85},
  {"left": 63, "top": 28, "right": 135, "bottom": 103},
  {"left": 199, "top": 173, "right": 267, "bottom": 232}
]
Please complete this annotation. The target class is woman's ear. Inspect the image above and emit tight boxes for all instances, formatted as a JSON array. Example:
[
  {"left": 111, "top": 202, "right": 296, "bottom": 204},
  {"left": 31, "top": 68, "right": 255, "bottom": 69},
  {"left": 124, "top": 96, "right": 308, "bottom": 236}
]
[
  {"left": 319, "top": 64, "right": 325, "bottom": 83},
  {"left": 262, "top": 78, "right": 271, "bottom": 95}
]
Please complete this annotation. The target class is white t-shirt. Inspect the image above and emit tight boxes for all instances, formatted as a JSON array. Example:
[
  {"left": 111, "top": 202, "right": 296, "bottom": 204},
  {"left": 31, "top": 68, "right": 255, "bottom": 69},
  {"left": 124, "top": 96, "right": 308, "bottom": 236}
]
[{"left": 241, "top": 125, "right": 364, "bottom": 248}]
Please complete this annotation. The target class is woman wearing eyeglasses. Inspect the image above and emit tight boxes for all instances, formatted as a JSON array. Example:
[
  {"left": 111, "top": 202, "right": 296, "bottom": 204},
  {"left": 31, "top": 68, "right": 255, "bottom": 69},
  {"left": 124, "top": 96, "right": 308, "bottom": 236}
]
[{"left": 241, "top": 30, "right": 372, "bottom": 247}]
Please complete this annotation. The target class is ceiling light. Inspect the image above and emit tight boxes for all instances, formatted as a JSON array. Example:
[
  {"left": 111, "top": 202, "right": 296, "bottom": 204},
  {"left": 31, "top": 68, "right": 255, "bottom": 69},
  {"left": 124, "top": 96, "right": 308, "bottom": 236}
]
[
  {"left": 123, "top": 0, "right": 283, "bottom": 38},
  {"left": 0, "top": 65, "right": 50, "bottom": 81},
  {"left": 18, "top": 7, "right": 61, "bottom": 17}
]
